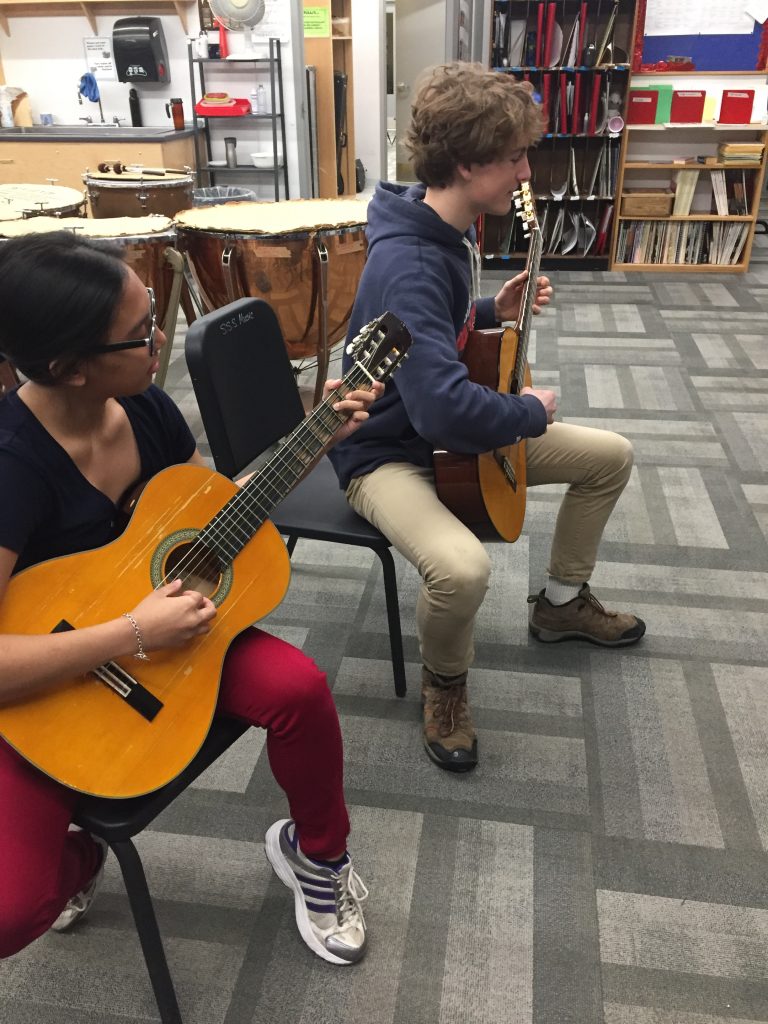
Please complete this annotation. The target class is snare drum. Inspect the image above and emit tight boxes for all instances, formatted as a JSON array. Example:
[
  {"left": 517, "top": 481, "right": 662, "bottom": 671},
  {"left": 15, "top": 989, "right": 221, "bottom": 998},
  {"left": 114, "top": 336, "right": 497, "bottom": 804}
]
[
  {"left": 175, "top": 198, "right": 369, "bottom": 367},
  {"left": 0, "top": 183, "right": 86, "bottom": 220},
  {"left": 84, "top": 169, "right": 195, "bottom": 219}
]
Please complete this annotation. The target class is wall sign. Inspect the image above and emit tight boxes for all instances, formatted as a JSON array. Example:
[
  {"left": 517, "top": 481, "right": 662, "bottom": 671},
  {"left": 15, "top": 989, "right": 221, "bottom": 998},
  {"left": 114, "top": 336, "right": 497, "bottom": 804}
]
[
  {"left": 304, "top": 6, "right": 331, "bottom": 38},
  {"left": 83, "top": 37, "right": 117, "bottom": 81}
]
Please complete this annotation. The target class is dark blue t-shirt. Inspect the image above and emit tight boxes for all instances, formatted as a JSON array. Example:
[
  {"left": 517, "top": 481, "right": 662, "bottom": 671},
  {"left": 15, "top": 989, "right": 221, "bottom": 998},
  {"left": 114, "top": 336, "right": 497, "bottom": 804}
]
[{"left": 0, "top": 385, "right": 196, "bottom": 573}]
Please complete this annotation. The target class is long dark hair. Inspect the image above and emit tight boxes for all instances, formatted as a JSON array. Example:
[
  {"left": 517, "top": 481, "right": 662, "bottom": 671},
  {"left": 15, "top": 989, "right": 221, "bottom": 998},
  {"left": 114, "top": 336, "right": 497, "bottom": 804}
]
[{"left": 0, "top": 231, "right": 127, "bottom": 385}]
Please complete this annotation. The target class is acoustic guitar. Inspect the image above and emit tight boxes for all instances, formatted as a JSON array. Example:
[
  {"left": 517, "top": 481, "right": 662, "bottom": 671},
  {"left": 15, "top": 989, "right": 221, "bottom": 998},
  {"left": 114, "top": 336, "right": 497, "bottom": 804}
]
[
  {"left": 434, "top": 181, "right": 542, "bottom": 542},
  {"left": 0, "top": 313, "right": 411, "bottom": 799}
]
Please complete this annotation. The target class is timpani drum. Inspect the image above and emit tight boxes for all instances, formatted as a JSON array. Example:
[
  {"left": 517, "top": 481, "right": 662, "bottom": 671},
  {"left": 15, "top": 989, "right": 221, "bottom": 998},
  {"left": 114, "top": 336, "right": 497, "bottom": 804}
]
[
  {"left": 0, "top": 215, "right": 182, "bottom": 387},
  {"left": 84, "top": 169, "right": 195, "bottom": 219},
  {"left": 0, "top": 183, "right": 86, "bottom": 220},
  {"left": 175, "top": 198, "right": 369, "bottom": 399}
]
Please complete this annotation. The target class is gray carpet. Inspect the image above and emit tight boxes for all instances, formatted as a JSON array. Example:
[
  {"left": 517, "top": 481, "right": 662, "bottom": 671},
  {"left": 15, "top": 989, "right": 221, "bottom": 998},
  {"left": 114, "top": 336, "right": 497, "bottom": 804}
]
[{"left": 3, "top": 247, "right": 768, "bottom": 1023}]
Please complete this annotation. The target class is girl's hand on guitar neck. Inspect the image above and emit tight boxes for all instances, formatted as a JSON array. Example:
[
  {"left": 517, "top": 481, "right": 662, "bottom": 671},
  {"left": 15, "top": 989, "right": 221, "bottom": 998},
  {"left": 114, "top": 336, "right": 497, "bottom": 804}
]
[
  {"left": 326, "top": 380, "right": 384, "bottom": 444},
  {"left": 127, "top": 579, "right": 217, "bottom": 653},
  {"left": 494, "top": 271, "right": 553, "bottom": 324}
]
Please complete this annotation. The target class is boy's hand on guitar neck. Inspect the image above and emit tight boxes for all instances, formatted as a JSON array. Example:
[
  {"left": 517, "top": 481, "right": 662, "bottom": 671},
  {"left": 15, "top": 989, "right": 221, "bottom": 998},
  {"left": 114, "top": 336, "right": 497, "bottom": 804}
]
[
  {"left": 494, "top": 270, "right": 553, "bottom": 324},
  {"left": 521, "top": 386, "right": 557, "bottom": 425},
  {"left": 126, "top": 579, "right": 217, "bottom": 653}
]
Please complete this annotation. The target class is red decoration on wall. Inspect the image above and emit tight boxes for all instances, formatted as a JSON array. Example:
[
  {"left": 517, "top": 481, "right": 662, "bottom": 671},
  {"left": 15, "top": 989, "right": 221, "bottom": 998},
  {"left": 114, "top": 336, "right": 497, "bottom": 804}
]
[
  {"left": 632, "top": 0, "right": 647, "bottom": 72},
  {"left": 757, "top": 21, "right": 768, "bottom": 71}
]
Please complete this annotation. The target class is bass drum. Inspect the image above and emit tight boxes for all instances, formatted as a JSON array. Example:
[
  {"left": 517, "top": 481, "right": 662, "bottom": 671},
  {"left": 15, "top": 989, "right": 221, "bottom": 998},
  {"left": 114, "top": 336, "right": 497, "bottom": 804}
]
[
  {"left": 175, "top": 198, "right": 369, "bottom": 403},
  {"left": 0, "top": 215, "right": 182, "bottom": 388},
  {"left": 0, "top": 183, "right": 86, "bottom": 220},
  {"left": 84, "top": 169, "right": 195, "bottom": 219}
]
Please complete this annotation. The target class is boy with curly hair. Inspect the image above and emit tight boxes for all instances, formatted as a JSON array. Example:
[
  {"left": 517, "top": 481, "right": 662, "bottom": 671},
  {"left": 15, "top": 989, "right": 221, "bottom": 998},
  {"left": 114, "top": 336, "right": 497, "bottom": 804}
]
[{"left": 330, "top": 63, "right": 644, "bottom": 773}]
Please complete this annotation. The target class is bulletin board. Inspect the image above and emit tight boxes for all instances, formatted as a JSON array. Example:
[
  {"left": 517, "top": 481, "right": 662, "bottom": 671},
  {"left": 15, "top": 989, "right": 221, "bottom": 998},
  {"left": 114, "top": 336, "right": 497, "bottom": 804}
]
[{"left": 640, "top": 0, "right": 766, "bottom": 72}]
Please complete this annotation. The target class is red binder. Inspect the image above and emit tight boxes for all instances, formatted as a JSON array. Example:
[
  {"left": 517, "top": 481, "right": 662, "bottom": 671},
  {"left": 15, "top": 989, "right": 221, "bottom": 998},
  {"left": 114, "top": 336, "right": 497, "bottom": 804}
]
[
  {"left": 718, "top": 89, "right": 755, "bottom": 125},
  {"left": 571, "top": 71, "right": 583, "bottom": 135},
  {"left": 543, "top": 3, "right": 556, "bottom": 66},
  {"left": 535, "top": 3, "right": 545, "bottom": 66},
  {"left": 670, "top": 90, "right": 705, "bottom": 124},
  {"left": 627, "top": 89, "right": 658, "bottom": 125},
  {"left": 588, "top": 70, "right": 601, "bottom": 135},
  {"left": 541, "top": 72, "right": 552, "bottom": 133}
]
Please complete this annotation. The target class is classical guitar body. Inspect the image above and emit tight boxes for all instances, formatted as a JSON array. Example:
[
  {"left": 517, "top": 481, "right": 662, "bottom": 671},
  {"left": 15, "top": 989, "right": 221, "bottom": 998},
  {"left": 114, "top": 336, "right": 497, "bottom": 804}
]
[
  {"left": 434, "top": 182, "right": 541, "bottom": 543},
  {"left": 434, "top": 327, "right": 531, "bottom": 542},
  {"left": 0, "top": 463, "right": 291, "bottom": 799}
]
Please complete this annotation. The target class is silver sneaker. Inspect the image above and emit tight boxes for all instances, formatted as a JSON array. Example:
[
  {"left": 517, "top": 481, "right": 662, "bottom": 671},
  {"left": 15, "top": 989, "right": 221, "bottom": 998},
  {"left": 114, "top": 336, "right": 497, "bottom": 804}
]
[
  {"left": 264, "top": 819, "right": 368, "bottom": 965},
  {"left": 50, "top": 834, "right": 108, "bottom": 933}
]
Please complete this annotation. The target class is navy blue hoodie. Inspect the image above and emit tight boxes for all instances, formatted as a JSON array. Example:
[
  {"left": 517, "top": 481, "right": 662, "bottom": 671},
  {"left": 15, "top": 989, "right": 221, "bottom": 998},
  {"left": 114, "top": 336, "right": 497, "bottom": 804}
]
[{"left": 329, "top": 181, "right": 548, "bottom": 490}]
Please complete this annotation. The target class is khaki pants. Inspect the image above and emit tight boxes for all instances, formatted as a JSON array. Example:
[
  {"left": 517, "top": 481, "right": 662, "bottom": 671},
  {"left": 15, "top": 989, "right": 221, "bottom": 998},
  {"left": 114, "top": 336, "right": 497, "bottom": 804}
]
[{"left": 346, "top": 422, "right": 633, "bottom": 677}]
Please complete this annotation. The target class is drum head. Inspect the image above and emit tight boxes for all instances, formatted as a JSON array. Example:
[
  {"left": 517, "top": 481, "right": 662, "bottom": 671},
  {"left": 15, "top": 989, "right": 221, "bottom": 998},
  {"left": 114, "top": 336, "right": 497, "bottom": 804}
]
[
  {"left": 84, "top": 170, "right": 194, "bottom": 187},
  {"left": 0, "top": 183, "right": 85, "bottom": 218},
  {"left": 0, "top": 214, "right": 175, "bottom": 239},
  {"left": 174, "top": 197, "right": 370, "bottom": 236}
]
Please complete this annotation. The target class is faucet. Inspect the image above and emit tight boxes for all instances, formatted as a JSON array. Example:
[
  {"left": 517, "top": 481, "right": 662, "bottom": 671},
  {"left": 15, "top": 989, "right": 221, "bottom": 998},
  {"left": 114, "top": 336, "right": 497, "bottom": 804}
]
[
  {"left": 112, "top": 115, "right": 125, "bottom": 126},
  {"left": 78, "top": 115, "right": 93, "bottom": 124}
]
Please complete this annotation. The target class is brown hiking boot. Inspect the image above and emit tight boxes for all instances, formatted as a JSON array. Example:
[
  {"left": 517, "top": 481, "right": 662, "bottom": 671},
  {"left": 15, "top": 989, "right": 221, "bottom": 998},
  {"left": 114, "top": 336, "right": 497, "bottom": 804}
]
[
  {"left": 528, "top": 584, "right": 646, "bottom": 647},
  {"left": 421, "top": 668, "right": 478, "bottom": 773}
]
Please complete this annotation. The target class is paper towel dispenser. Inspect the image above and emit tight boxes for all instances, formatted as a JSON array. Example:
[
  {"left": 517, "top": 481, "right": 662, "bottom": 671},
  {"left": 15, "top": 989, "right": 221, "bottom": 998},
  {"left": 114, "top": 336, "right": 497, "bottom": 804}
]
[{"left": 113, "top": 17, "right": 170, "bottom": 84}]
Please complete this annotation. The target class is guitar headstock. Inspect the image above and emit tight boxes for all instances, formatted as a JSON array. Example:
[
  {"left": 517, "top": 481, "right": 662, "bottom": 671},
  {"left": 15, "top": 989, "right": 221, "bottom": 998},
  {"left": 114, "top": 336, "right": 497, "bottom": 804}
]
[
  {"left": 513, "top": 181, "right": 538, "bottom": 238},
  {"left": 346, "top": 311, "right": 412, "bottom": 387}
]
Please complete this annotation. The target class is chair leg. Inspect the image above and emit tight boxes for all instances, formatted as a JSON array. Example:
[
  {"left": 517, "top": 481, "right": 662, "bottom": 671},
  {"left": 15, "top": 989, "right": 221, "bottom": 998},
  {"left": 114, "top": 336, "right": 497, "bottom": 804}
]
[
  {"left": 110, "top": 839, "right": 183, "bottom": 1024},
  {"left": 285, "top": 534, "right": 298, "bottom": 557},
  {"left": 375, "top": 547, "right": 407, "bottom": 698}
]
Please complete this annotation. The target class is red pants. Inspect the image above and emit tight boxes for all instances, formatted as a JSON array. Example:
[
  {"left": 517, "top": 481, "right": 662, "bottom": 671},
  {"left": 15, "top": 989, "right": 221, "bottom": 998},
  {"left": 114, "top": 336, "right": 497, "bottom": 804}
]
[{"left": 0, "top": 628, "right": 349, "bottom": 959}]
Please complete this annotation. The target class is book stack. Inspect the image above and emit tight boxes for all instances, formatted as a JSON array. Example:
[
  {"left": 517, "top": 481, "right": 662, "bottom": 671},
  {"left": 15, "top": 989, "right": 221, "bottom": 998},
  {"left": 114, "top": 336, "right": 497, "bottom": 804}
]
[
  {"left": 717, "top": 142, "right": 764, "bottom": 164},
  {"left": 615, "top": 220, "right": 748, "bottom": 267},
  {"left": 672, "top": 168, "right": 700, "bottom": 216}
]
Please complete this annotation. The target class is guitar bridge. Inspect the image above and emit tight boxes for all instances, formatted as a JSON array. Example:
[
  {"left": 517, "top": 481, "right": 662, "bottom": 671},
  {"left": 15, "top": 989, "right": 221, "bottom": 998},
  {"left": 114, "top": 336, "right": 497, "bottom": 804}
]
[
  {"left": 52, "top": 620, "right": 163, "bottom": 722},
  {"left": 493, "top": 451, "right": 518, "bottom": 491}
]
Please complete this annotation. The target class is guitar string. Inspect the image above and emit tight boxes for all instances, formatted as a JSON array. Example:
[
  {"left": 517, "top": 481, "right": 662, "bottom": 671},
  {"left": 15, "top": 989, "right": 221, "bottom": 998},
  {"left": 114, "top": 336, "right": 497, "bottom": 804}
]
[
  {"left": 160, "top": 386, "right": 350, "bottom": 587},
  {"left": 151, "top": 357, "right": 391, "bottom": 590}
]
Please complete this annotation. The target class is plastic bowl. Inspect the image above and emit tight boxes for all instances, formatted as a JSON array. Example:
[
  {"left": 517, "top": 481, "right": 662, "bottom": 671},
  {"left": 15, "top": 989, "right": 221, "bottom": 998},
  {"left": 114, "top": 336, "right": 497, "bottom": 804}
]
[{"left": 250, "top": 151, "right": 281, "bottom": 169}]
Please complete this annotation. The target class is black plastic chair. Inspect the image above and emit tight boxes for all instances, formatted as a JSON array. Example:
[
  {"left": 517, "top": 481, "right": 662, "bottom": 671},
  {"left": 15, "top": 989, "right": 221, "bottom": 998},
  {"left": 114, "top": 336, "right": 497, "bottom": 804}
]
[
  {"left": 73, "top": 716, "right": 248, "bottom": 1024},
  {"left": 184, "top": 297, "right": 406, "bottom": 698}
]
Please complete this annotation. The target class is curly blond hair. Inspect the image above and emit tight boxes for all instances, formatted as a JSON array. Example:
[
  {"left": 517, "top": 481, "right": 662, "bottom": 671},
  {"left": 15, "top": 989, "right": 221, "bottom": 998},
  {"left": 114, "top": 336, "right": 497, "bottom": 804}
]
[{"left": 404, "top": 62, "right": 544, "bottom": 188}]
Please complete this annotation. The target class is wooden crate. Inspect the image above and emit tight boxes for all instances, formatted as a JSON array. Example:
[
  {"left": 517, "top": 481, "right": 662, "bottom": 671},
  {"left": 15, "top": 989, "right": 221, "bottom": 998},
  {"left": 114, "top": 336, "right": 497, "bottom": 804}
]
[{"left": 621, "top": 190, "right": 674, "bottom": 217}]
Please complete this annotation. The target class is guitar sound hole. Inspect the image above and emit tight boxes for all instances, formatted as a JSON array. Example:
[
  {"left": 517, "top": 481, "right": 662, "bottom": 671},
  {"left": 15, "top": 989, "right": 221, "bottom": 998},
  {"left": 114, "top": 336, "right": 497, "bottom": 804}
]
[{"left": 163, "top": 542, "right": 222, "bottom": 599}]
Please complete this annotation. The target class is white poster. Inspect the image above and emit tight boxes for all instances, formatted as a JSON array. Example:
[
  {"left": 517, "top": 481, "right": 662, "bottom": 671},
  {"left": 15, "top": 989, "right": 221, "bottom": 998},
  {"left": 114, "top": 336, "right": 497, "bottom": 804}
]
[
  {"left": 252, "top": 0, "right": 292, "bottom": 40},
  {"left": 83, "top": 37, "right": 117, "bottom": 81},
  {"left": 645, "top": 0, "right": 754, "bottom": 36}
]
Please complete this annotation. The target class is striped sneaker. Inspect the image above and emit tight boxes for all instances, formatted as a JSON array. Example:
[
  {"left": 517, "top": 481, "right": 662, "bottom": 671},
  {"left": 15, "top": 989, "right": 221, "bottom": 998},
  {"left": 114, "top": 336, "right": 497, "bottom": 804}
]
[
  {"left": 264, "top": 819, "right": 368, "bottom": 965},
  {"left": 50, "top": 835, "right": 108, "bottom": 932}
]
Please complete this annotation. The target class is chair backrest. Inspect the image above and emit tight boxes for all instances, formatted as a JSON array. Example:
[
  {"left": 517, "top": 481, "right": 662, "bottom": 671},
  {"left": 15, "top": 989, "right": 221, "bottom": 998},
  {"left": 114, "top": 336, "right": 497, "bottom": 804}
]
[{"left": 185, "top": 298, "right": 306, "bottom": 479}]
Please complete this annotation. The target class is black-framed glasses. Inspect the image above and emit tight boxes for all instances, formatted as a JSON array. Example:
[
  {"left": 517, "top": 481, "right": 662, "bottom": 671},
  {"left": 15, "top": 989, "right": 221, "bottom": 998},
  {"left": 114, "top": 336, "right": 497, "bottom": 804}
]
[{"left": 90, "top": 288, "right": 157, "bottom": 357}]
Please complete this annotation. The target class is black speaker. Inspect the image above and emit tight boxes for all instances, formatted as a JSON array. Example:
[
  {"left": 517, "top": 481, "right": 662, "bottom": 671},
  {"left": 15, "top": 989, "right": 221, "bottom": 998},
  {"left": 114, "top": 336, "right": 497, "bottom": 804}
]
[{"left": 113, "top": 17, "right": 170, "bottom": 84}]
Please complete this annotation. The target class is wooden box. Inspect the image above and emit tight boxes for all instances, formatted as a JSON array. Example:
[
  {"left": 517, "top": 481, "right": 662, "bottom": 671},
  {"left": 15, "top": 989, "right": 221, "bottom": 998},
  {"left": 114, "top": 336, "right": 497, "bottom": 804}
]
[{"left": 621, "top": 189, "right": 674, "bottom": 217}]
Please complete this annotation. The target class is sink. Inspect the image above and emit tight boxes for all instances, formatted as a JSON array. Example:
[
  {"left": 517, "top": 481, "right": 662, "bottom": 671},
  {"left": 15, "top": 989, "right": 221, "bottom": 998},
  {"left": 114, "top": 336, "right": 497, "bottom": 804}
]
[{"left": 0, "top": 125, "right": 177, "bottom": 138}]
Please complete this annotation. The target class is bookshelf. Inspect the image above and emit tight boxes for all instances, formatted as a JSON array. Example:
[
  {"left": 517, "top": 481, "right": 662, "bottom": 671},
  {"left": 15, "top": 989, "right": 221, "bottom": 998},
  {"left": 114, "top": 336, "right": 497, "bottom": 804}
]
[
  {"left": 612, "top": 114, "right": 768, "bottom": 272},
  {"left": 483, "top": 0, "right": 640, "bottom": 270}
]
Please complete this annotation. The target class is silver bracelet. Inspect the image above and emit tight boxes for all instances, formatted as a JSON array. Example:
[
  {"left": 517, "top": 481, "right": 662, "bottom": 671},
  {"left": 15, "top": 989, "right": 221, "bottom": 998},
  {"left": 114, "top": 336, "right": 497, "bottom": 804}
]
[{"left": 122, "top": 612, "right": 150, "bottom": 661}]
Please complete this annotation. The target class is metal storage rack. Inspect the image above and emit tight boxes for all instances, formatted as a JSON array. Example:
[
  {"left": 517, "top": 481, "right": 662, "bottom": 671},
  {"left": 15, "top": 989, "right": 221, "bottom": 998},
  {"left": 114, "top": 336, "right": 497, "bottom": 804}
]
[{"left": 187, "top": 37, "right": 289, "bottom": 201}]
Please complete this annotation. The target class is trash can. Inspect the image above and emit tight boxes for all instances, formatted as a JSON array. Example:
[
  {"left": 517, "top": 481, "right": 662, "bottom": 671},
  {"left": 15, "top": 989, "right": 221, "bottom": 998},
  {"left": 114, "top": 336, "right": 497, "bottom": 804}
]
[{"left": 192, "top": 185, "right": 257, "bottom": 206}]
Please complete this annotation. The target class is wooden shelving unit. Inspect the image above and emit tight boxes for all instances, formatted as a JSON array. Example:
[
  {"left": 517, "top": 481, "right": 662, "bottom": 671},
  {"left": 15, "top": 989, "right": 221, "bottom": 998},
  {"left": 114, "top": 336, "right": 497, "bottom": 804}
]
[
  {"left": 611, "top": 114, "right": 768, "bottom": 272},
  {"left": 302, "top": 0, "right": 356, "bottom": 197},
  {"left": 0, "top": 0, "right": 195, "bottom": 36}
]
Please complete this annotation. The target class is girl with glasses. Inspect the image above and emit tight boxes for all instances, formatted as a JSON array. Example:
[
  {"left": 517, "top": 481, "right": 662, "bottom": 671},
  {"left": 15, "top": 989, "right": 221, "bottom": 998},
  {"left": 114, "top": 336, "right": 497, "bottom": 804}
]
[{"left": 0, "top": 231, "right": 380, "bottom": 967}]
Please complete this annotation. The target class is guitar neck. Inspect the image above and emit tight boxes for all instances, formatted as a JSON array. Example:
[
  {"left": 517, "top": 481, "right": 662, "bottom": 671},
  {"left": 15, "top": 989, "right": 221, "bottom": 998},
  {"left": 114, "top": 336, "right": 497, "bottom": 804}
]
[
  {"left": 511, "top": 223, "right": 543, "bottom": 391},
  {"left": 197, "top": 364, "right": 371, "bottom": 567}
]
